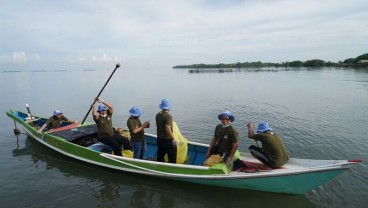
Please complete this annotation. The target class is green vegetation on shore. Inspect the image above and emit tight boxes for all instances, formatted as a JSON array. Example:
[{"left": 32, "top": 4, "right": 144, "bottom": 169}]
[{"left": 173, "top": 53, "right": 368, "bottom": 69}]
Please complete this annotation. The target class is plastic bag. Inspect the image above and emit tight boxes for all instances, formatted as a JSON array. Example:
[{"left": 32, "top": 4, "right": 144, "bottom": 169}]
[
  {"left": 204, "top": 154, "right": 223, "bottom": 166},
  {"left": 208, "top": 151, "right": 242, "bottom": 174},
  {"left": 122, "top": 150, "right": 134, "bottom": 158},
  {"left": 164, "top": 121, "right": 188, "bottom": 164}
]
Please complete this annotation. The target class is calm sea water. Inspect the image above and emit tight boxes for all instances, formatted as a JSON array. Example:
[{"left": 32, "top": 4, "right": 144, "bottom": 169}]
[{"left": 0, "top": 66, "right": 367, "bottom": 208}]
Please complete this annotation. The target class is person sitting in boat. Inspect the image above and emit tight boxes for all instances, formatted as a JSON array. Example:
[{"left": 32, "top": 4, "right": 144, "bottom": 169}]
[
  {"left": 155, "top": 98, "right": 177, "bottom": 163},
  {"left": 206, "top": 110, "right": 238, "bottom": 168},
  {"left": 92, "top": 98, "right": 131, "bottom": 156},
  {"left": 246, "top": 122, "right": 289, "bottom": 168},
  {"left": 127, "top": 106, "right": 150, "bottom": 159},
  {"left": 37, "top": 109, "right": 77, "bottom": 132}
]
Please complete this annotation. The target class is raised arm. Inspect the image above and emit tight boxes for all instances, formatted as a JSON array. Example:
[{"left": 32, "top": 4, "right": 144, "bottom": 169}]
[
  {"left": 247, "top": 123, "right": 255, "bottom": 139},
  {"left": 101, "top": 99, "right": 113, "bottom": 114},
  {"left": 92, "top": 104, "right": 99, "bottom": 120}
]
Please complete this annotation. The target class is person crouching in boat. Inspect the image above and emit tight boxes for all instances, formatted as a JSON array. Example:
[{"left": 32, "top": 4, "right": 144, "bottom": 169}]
[
  {"left": 92, "top": 98, "right": 131, "bottom": 156},
  {"left": 38, "top": 109, "right": 77, "bottom": 132},
  {"left": 206, "top": 110, "right": 238, "bottom": 168},
  {"left": 127, "top": 107, "right": 150, "bottom": 159},
  {"left": 246, "top": 122, "right": 289, "bottom": 168}
]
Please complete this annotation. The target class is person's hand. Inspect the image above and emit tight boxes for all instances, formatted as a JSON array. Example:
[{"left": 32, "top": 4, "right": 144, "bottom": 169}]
[
  {"left": 143, "top": 121, "right": 150, "bottom": 128},
  {"left": 172, "top": 139, "right": 177, "bottom": 148},
  {"left": 114, "top": 128, "right": 123, "bottom": 134},
  {"left": 226, "top": 156, "right": 233, "bottom": 168},
  {"left": 95, "top": 98, "right": 104, "bottom": 103},
  {"left": 247, "top": 123, "right": 253, "bottom": 129}
]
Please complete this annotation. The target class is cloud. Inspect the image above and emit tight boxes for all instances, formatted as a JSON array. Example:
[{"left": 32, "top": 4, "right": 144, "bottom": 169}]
[
  {"left": 0, "top": 52, "right": 41, "bottom": 63},
  {"left": 31, "top": 53, "right": 41, "bottom": 61},
  {"left": 0, "top": 0, "right": 367, "bottom": 67},
  {"left": 12, "top": 52, "right": 27, "bottom": 63},
  {"left": 69, "top": 54, "right": 123, "bottom": 63}
]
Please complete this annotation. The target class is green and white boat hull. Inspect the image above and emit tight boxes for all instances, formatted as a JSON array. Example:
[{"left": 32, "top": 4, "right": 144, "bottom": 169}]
[{"left": 6, "top": 109, "right": 361, "bottom": 195}]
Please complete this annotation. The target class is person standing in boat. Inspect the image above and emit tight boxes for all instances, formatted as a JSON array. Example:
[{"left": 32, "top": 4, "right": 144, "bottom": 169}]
[
  {"left": 206, "top": 110, "right": 239, "bottom": 168},
  {"left": 127, "top": 106, "right": 150, "bottom": 159},
  {"left": 155, "top": 98, "right": 177, "bottom": 163},
  {"left": 38, "top": 110, "right": 77, "bottom": 132},
  {"left": 92, "top": 98, "right": 131, "bottom": 156},
  {"left": 246, "top": 122, "right": 289, "bottom": 168}
]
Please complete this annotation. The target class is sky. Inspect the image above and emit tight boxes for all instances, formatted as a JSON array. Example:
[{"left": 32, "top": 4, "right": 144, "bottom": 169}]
[{"left": 0, "top": 0, "right": 367, "bottom": 70}]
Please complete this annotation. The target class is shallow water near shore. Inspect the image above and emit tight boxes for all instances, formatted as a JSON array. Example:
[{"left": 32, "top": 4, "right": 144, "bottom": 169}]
[{"left": 0, "top": 66, "right": 367, "bottom": 208}]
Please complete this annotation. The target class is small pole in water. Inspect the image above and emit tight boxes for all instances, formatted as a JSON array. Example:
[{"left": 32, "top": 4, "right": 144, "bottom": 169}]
[
  {"left": 13, "top": 120, "right": 21, "bottom": 135},
  {"left": 16, "top": 135, "right": 19, "bottom": 148}
]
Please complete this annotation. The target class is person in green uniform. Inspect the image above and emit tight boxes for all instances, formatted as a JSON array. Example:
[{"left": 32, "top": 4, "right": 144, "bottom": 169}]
[
  {"left": 127, "top": 107, "right": 150, "bottom": 159},
  {"left": 92, "top": 98, "right": 131, "bottom": 156},
  {"left": 38, "top": 109, "right": 77, "bottom": 132},
  {"left": 246, "top": 122, "right": 289, "bottom": 168},
  {"left": 155, "top": 98, "right": 176, "bottom": 163},
  {"left": 206, "top": 110, "right": 238, "bottom": 168}
]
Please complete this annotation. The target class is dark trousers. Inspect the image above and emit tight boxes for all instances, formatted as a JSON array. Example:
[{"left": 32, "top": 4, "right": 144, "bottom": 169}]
[
  {"left": 249, "top": 145, "right": 275, "bottom": 168},
  {"left": 100, "top": 134, "right": 131, "bottom": 156},
  {"left": 157, "top": 138, "right": 177, "bottom": 163}
]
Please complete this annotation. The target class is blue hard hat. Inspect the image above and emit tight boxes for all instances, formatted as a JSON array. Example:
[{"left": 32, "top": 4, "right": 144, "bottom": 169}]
[
  {"left": 129, "top": 107, "right": 142, "bottom": 117},
  {"left": 218, "top": 110, "right": 235, "bottom": 122},
  {"left": 257, "top": 122, "right": 272, "bottom": 133},
  {"left": 97, "top": 105, "right": 109, "bottom": 112},
  {"left": 53, "top": 109, "right": 63, "bottom": 116},
  {"left": 159, "top": 98, "right": 171, "bottom": 110}
]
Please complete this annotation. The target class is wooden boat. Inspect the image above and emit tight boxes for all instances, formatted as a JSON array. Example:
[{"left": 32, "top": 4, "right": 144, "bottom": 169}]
[{"left": 6, "top": 109, "right": 362, "bottom": 195}]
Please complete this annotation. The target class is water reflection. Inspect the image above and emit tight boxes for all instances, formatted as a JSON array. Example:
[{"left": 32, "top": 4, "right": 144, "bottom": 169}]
[
  {"left": 94, "top": 182, "right": 120, "bottom": 208},
  {"left": 12, "top": 136, "right": 315, "bottom": 208}
]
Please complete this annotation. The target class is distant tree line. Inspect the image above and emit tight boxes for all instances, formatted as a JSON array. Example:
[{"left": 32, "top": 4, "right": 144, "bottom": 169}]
[{"left": 173, "top": 53, "right": 368, "bottom": 69}]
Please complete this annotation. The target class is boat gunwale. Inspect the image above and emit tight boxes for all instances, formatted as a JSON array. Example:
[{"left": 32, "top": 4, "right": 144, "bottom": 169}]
[
  {"left": 6, "top": 109, "right": 363, "bottom": 194},
  {"left": 23, "top": 126, "right": 357, "bottom": 180},
  {"left": 7, "top": 109, "right": 361, "bottom": 179}
]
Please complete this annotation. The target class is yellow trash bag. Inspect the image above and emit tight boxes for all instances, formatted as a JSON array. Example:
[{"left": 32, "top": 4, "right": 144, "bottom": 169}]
[
  {"left": 204, "top": 154, "right": 223, "bottom": 167},
  {"left": 208, "top": 151, "right": 241, "bottom": 174},
  {"left": 164, "top": 121, "right": 188, "bottom": 164},
  {"left": 122, "top": 150, "right": 134, "bottom": 158},
  {"left": 111, "top": 149, "right": 133, "bottom": 158}
]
